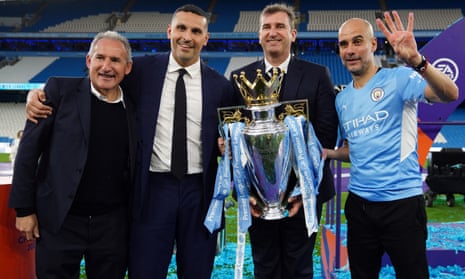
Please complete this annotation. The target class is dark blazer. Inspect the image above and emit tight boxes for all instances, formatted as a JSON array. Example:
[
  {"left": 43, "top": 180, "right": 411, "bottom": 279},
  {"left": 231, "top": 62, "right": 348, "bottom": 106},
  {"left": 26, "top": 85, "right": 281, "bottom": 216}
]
[
  {"left": 230, "top": 57, "right": 338, "bottom": 202},
  {"left": 8, "top": 77, "right": 137, "bottom": 233},
  {"left": 121, "top": 53, "right": 236, "bottom": 219}
]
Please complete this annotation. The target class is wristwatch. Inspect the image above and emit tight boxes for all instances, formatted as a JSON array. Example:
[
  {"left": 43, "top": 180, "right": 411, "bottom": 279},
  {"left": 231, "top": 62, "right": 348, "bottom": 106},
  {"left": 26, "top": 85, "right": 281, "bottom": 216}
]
[{"left": 412, "top": 55, "right": 428, "bottom": 74}]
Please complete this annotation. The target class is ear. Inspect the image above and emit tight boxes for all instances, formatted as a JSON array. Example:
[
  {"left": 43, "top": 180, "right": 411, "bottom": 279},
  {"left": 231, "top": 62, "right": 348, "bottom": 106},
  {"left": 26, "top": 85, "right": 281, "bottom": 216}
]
[
  {"left": 371, "top": 37, "right": 377, "bottom": 52},
  {"left": 167, "top": 24, "right": 172, "bottom": 39},
  {"left": 203, "top": 31, "right": 210, "bottom": 46},
  {"left": 85, "top": 54, "right": 91, "bottom": 69},
  {"left": 125, "top": 62, "right": 133, "bottom": 75},
  {"left": 291, "top": 28, "right": 297, "bottom": 43}
]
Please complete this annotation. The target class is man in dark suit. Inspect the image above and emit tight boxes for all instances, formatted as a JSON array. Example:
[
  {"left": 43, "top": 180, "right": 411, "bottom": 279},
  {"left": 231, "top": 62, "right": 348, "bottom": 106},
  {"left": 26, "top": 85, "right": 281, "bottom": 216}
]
[
  {"left": 24, "top": 5, "right": 235, "bottom": 278},
  {"left": 121, "top": 4, "right": 235, "bottom": 279},
  {"left": 229, "top": 4, "right": 338, "bottom": 278},
  {"left": 9, "top": 31, "right": 136, "bottom": 279}
]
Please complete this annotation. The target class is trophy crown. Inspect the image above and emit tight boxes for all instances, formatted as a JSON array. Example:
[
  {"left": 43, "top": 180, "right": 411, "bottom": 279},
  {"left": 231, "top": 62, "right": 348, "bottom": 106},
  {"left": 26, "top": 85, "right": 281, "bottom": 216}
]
[{"left": 233, "top": 68, "right": 284, "bottom": 108}]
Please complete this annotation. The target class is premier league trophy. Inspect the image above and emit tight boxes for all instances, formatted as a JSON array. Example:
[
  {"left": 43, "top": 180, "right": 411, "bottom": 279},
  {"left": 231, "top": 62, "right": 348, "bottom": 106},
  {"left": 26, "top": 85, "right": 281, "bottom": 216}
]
[
  {"left": 232, "top": 68, "right": 293, "bottom": 219},
  {"left": 214, "top": 68, "right": 309, "bottom": 220},
  {"left": 204, "top": 68, "right": 320, "bottom": 279}
]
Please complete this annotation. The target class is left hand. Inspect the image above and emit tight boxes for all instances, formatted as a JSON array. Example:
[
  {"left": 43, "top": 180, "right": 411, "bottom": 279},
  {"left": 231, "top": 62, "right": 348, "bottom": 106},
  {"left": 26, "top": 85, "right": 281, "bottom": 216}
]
[
  {"left": 376, "top": 11, "right": 422, "bottom": 66},
  {"left": 217, "top": 137, "right": 231, "bottom": 159},
  {"left": 287, "top": 195, "right": 303, "bottom": 217}
]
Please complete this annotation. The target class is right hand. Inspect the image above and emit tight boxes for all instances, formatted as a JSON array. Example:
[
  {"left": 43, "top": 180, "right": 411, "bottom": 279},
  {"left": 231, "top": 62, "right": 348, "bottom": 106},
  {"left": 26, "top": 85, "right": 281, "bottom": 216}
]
[
  {"left": 249, "top": 196, "right": 262, "bottom": 218},
  {"left": 16, "top": 214, "right": 40, "bottom": 241},
  {"left": 26, "top": 89, "right": 52, "bottom": 124}
]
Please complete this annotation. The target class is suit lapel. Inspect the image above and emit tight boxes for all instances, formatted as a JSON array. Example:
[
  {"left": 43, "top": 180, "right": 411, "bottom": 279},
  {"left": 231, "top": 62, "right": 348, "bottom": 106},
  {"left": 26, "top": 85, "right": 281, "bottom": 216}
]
[
  {"left": 281, "top": 58, "right": 301, "bottom": 101},
  {"left": 76, "top": 78, "right": 91, "bottom": 145}
]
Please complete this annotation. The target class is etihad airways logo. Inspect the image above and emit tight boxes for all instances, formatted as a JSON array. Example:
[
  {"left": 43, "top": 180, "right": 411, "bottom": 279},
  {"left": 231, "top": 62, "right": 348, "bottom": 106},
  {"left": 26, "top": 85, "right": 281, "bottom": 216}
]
[{"left": 342, "top": 110, "right": 389, "bottom": 138}]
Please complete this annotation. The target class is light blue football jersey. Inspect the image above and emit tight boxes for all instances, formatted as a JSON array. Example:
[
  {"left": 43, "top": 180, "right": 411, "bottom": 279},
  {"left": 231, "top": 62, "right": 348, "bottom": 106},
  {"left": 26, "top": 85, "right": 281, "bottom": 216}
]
[{"left": 336, "top": 66, "right": 428, "bottom": 201}]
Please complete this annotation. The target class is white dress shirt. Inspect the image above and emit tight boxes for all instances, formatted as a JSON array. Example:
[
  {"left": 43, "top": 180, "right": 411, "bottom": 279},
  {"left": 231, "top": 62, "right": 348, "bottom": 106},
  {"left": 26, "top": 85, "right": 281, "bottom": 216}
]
[{"left": 150, "top": 54, "right": 203, "bottom": 174}]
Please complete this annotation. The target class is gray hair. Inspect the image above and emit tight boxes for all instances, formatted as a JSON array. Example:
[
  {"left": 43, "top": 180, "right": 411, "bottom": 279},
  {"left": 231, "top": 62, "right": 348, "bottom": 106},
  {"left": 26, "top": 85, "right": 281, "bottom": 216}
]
[{"left": 87, "top": 31, "right": 132, "bottom": 63}]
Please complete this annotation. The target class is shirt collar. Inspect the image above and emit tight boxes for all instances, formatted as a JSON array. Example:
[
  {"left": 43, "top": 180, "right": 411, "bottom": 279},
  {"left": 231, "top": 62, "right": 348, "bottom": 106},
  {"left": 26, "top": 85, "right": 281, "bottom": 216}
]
[
  {"left": 90, "top": 82, "right": 126, "bottom": 108},
  {"left": 168, "top": 52, "right": 201, "bottom": 77},
  {"left": 264, "top": 54, "right": 291, "bottom": 74}
]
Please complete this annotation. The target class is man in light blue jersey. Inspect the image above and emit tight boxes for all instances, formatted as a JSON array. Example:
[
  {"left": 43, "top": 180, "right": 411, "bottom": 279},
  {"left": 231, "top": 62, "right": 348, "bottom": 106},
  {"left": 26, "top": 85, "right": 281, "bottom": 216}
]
[{"left": 325, "top": 11, "right": 458, "bottom": 279}]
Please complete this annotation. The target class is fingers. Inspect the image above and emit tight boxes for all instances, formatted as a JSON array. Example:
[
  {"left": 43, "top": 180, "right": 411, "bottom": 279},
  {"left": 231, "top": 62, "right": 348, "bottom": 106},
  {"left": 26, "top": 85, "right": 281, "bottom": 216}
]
[
  {"left": 383, "top": 11, "right": 396, "bottom": 33},
  {"left": 287, "top": 196, "right": 303, "bottom": 217},
  {"left": 26, "top": 104, "right": 51, "bottom": 123},
  {"left": 26, "top": 90, "right": 52, "bottom": 124},
  {"left": 16, "top": 216, "right": 40, "bottom": 241},
  {"left": 249, "top": 196, "right": 262, "bottom": 218},
  {"left": 33, "top": 226, "right": 40, "bottom": 239},
  {"left": 217, "top": 137, "right": 225, "bottom": 155},
  {"left": 391, "top": 11, "right": 404, "bottom": 31},
  {"left": 321, "top": 148, "right": 328, "bottom": 160},
  {"left": 376, "top": 18, "right": 390, "bottom": 38},
  {"left": 407, "top": 12, "right": 414, "bottom": 32}
]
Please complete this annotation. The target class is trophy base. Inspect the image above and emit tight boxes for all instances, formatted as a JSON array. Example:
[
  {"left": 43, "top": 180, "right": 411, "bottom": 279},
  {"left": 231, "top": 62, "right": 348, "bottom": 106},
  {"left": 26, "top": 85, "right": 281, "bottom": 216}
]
[{"left": 261, "top": 206, "right": 288, "bottom": 220}]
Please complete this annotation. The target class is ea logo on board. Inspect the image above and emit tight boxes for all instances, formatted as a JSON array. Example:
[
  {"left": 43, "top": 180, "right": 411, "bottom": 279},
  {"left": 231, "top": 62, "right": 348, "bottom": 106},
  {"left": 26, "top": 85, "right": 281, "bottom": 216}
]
[{"left": 432, "top": 58, "right": 459, "bottom": 82}]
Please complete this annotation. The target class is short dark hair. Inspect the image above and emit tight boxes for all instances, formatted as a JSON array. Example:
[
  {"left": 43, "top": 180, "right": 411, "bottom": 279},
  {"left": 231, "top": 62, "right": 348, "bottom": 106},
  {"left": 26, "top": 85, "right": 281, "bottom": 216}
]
[
  {"left": 174, "top": 4, "right": 209, "bottom": 23},
  {"left": 261, "top": 3, "right": 296, "bottom": 30}
]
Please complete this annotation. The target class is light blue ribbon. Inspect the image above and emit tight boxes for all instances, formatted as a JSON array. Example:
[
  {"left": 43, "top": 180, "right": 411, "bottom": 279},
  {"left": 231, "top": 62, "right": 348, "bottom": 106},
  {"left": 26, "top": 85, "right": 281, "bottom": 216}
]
[
  {"left": 229, "top": 122, "right": 252, "bottom": 279},
  {"left": 204, "top": 124, "right": 232, "bottom": 233},
  {"left": 284, "top": 115, "right": 321, "bottom": 236},
  {"left": 229, "top": 122, "right": 252, "bottom": 234},
  {"left": 306, "top": 119, "right": 324, "bottom": 193}
]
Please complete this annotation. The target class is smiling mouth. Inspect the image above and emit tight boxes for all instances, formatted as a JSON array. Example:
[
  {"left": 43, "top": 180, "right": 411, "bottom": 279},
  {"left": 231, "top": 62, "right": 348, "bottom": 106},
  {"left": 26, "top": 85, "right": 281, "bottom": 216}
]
[{"left": 99, "top": 73, "right": 115, "bottom": 79}]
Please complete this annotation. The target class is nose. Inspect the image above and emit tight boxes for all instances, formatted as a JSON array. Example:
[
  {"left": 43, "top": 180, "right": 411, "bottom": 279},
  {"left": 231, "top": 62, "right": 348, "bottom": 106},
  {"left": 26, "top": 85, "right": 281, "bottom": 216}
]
[
  {"left": 181, "top": 31, "right": 193, "bottom": 41},
  {"left": 269, "top": 26, "right": 278, "bottom": 36},
  {"left": 341, "top": 44, "right": 355, "bottom": 56},
  {"left": 101, "top": 58, "right": 112, "bottom": 70}
]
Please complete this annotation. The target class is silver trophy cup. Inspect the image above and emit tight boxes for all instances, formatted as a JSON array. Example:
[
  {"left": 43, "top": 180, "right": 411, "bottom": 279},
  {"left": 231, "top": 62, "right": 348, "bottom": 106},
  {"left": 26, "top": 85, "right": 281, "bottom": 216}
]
[
  {"left": 242, "top": 103, "right": 293, "bottom": 219},
  {"left": 220, "top": 68, "right": 307, "bottom": 220}
]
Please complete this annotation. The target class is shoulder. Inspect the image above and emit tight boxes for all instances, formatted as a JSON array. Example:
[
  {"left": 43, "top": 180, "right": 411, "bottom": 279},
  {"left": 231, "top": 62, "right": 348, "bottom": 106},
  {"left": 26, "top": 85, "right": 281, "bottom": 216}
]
[
  {"left": 132, "top": 53, "right": 168, "bottom": 68},
  {"left": 291, "top": 57, "right": 328, "bottom": 73},
  {"left": 45, "top": 76, "right": 87, "bottom": 89},
  {"left": 202, "top": 63, "right": 228, "bottom": 83}
]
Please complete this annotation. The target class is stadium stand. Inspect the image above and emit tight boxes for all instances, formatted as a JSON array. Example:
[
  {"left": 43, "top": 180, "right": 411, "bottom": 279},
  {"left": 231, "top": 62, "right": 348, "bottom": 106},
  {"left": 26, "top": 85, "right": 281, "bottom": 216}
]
[
  {"left": 0, "top": 0, "right": 464, "bottom": 143},
  {"left": 307, "top": 9, "right": 463, "bottom": 32},
  {"left": 0, "top": 56, "right": 58, "bottom": 83},
  {"left": 0, "top": 103, "right": 27, "bottom": 139}
]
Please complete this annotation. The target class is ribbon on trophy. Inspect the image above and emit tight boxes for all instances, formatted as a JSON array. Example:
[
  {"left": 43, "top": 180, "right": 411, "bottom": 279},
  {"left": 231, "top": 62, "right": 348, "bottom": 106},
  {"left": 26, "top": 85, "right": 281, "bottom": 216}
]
[
  {"left": 284, "top": 115, "right": 322, "bottom": 236},
  {"left": 229, "top": 121, "right": 252, "bottom": 279},
  {"left": 204, "top": 124, "right": 232, "bottom": 233}
]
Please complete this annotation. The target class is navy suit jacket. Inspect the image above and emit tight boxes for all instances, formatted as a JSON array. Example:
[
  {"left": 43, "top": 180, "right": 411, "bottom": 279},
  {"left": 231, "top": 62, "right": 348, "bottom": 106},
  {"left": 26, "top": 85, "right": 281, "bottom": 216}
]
[
  {"left": 121, "top": 53, "right": 235, "bottom": 219},
  {"left": 9, "top": 77, "right": 137, "bottom": 233},
  {"left": 230, "top": 57, "right": 338, "bottom": 202}
]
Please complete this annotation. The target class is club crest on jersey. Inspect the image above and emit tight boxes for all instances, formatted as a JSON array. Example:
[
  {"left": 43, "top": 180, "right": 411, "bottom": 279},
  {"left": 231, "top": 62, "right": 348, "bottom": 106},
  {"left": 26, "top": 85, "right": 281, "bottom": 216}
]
[{"left": 370, "top": 87, "right": 384, "bottom": 102}]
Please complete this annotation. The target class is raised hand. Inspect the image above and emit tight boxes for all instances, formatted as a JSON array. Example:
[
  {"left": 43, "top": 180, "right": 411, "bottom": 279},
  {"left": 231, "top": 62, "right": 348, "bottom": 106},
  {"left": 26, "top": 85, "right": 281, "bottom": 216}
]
[{"left": 376, "top": 11, "right": 421, "bottom": 66}]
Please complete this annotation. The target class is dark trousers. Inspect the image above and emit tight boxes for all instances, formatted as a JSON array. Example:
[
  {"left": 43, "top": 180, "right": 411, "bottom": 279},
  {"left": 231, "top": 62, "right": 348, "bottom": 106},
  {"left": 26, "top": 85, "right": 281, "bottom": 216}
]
[
  {"left": 36, "top": 207, "right": 129, "bottom": 279},
  {"left": 345, "top": 192, "right": 429, "bottom": 279},
  {"left": 129, "top": 172, "right": 217, "bottom": 279},
  {"left": 249, "top": 198, "right": 323, "bottom": 279}
]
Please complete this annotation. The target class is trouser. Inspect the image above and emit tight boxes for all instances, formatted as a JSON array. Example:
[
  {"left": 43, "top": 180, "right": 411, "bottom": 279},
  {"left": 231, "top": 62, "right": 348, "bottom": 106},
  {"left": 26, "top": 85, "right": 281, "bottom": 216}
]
[
  {"left": 129, "top": 172, "right": 217, "bottom": 279},
  {"left": 36, "top": 207, "right": 129, "bottom": 279},
  {"left": 345, "top": 192, "right": 429, "bottom": 279},
  {"left": 249, "top": 198, "right": 323, "bottom": 279}
]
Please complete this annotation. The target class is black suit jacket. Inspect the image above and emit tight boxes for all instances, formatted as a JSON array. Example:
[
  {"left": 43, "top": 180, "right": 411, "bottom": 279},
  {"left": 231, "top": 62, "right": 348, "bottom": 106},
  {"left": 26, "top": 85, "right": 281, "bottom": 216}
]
[
  {"left": 9, "top": 77, "right": 137, "bottom": 233},
  {"left": 121, "top": 53, "right": 236, "bottom": 220},
  {"left": 230, "top": 57, "right": 338, "bottom": 202}
]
